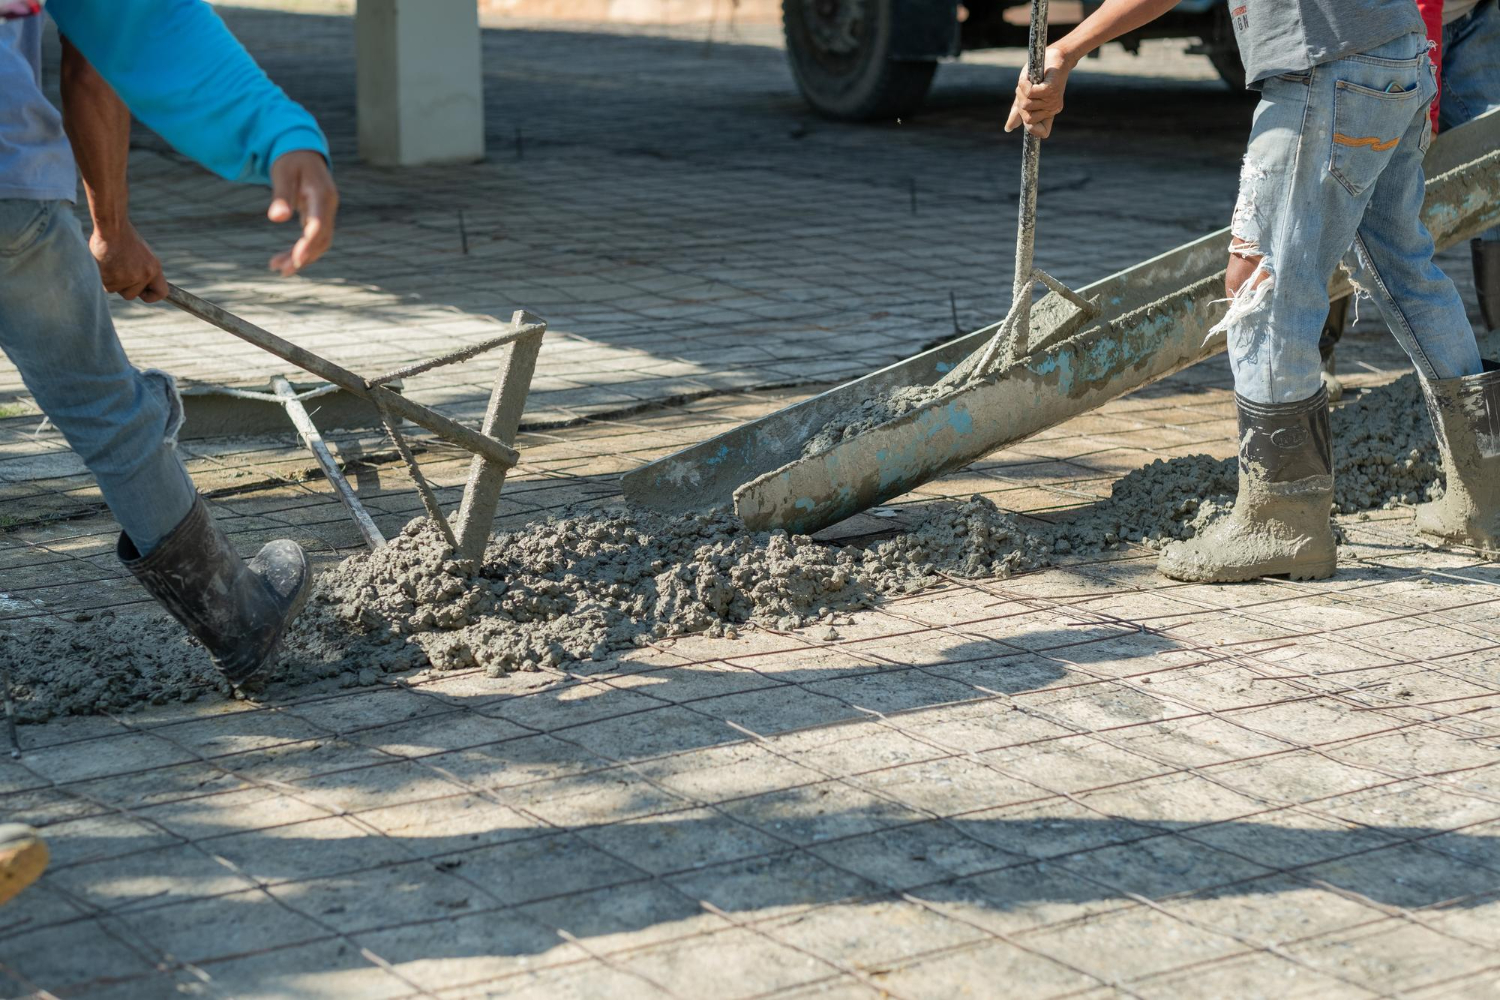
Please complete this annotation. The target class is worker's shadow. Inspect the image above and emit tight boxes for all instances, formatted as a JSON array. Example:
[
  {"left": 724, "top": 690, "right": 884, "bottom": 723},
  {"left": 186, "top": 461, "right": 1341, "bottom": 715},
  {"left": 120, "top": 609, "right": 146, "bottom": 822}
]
[
  {"left": 14, "top": 614, "right": 1487, "bottom": 991},
  {"left": 17, "top": 801, "right": 1499, "bottom": 991}
]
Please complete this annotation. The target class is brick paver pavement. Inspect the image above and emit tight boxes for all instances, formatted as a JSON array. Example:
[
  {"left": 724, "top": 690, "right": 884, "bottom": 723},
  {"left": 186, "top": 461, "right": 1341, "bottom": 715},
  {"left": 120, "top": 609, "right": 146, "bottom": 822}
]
[{"left": 1, "top": 8, "right": 1496, "bottom": 999}]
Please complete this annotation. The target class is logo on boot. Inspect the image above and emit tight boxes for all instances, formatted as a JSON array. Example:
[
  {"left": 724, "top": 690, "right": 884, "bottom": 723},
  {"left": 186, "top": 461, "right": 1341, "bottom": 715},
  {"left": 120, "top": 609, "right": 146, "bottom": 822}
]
[{"left": 1269, "top": 427, "right": 1309, "bottom": 450}]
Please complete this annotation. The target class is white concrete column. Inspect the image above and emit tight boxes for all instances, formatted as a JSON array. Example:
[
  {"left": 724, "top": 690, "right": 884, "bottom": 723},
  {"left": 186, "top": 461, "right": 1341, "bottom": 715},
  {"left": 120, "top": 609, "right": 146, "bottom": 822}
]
[{"left": 356, "top": 0, "right": 485, "bottom": 166}]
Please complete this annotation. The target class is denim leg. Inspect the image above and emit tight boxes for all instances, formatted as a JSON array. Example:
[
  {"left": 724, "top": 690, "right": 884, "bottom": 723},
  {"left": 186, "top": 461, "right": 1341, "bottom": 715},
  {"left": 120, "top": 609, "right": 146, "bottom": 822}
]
[
  {"left": 1224, "top": 34, "right": 1472, "bottom": 402},
  {"left": 1350, "top": 103, "right": 1483, "bottom": 381},
  {"left": 1224, "top": 71, "right": 1366, "bottom": 404},
  {"left": 0, "top": 200, "right": 195, "bottom": 552},
  {"left": 1441, "top": 0, "right": 1500, "bottom": 243}
]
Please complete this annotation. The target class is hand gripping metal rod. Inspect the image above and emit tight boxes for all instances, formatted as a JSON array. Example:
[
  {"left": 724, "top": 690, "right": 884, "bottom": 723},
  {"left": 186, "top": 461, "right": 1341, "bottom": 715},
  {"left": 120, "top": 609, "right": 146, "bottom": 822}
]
[
  {"left": 956, "top": 0, "right": 1051, "bottom": 381},
  {"left": 165, "top": 284, "right": 520, "bottom": 471}
]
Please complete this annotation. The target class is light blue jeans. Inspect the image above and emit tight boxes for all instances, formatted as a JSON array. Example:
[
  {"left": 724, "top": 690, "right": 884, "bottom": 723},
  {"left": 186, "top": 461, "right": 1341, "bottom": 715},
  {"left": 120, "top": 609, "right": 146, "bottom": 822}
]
[
  {"left": 0, "top": 199, "right": 195, "bottom": 552},
  {"left": 1442, "top": 0, "right": 1500, "bottom": 244},
  {"left": 1226, "top": 32, "right": 1483, "bottom": 404}
]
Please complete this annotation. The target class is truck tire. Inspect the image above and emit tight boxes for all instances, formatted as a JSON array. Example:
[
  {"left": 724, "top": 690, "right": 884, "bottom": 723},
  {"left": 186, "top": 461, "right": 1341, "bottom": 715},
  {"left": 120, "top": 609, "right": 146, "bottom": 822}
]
[
  {"left": 1203, "top": 6, "right": 1247, "bottom": 91},
  {"left": 1207, "top": 45, "right": 1247, "bottom": 91},
  {"left": 783, "top": 0, "right": 939, "bottom": 122}
]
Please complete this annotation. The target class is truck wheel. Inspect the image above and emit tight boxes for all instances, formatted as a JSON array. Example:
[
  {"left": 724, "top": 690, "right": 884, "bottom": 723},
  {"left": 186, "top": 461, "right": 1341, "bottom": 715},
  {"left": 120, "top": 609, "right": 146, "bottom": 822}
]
[
  {"left": 1207, "top": 45, "right": 1247, "bottom": 91},
  {"left": 783, "top": 0, "right": 938, "bottom": 122},
  {"left": 1203, "top": 6, "right": 1246, "bottom": 91}
]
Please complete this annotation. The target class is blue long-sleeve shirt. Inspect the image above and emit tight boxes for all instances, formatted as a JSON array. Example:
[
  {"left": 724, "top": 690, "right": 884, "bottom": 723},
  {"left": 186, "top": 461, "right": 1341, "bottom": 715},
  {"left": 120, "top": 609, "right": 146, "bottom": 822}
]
[{"left": 4, "top": 0, "right": 327, "bottom": 201}]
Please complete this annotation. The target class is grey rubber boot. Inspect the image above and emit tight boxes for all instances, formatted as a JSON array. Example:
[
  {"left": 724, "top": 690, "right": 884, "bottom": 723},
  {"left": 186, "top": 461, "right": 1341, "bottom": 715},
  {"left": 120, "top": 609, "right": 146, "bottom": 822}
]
[
  {"left": 0, "top": 824, "right": 47, "bottom": 906},
  {"left": 1159, "top": 388, "right": 1336, "bottom": 583},
  {"left": 119, "top": 495, "right": 310, "bottom": 685},
  {"left": 1475, "top": 239, "right": 1499, "bottom": 332},
  {"left": 1415, "top": 364, "right": 1500, "bottom": 549}
]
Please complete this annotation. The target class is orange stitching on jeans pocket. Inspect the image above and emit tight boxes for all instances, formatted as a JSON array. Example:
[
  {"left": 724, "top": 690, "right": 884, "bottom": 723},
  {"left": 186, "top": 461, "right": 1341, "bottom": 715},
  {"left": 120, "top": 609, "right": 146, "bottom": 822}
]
[{"left": 1332, "top": 132, "right": 1400, "bottom": 151}]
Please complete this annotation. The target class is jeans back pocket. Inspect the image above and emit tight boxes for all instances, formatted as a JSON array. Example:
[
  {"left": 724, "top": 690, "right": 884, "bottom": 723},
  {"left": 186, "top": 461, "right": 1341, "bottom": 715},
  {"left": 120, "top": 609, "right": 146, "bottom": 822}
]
[
  {"left": 0, "top": 200, "right": 52, "bottom": 258},
  {"left": 1328, "top": 80, "right": 1422, "bottom": 197}
]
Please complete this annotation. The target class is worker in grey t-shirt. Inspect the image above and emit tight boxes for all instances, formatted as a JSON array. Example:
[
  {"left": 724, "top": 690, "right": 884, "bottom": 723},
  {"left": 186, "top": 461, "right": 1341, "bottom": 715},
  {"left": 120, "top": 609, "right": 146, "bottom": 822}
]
[
  {"left": 1320, "top": 0, "right": 1500, "bottom": 400},
  {"left": 1005, "top": 0, "right": 1494, "bottom": 584},
  {"left": 1229, "top": 0, "right": 1425, "bottom": 85}
]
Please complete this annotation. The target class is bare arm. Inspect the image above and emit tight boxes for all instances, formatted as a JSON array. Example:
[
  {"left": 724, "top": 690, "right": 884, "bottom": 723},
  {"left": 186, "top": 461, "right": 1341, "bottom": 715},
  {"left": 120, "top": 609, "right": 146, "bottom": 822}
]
[
  {"left": 1005, "top": 0, "right": 1183, "bottom": 138},
  {"left": 59, "top": 36, "right": 167, "bottom": 302}
]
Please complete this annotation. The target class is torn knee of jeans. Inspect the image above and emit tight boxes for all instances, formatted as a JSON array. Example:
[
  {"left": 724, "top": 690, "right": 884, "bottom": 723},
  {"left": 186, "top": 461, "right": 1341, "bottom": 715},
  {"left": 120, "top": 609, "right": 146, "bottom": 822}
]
[
  {"left": 1231, "top": 156, "right": 1270, "bottom": 241},
  {"left": 1230, "top": 200, "right": 1259, "bottom": 242},
  {"left": 1229, "top": 238, "right": 1262, "bottom": 260},
  {"left": 1208, "top": 256, "right": 1275, "bottom": 346},
  {"left": 1225, "top": 240, "right": 1271, "bottom": 298},
  {"left": 140, "top": 368, "right": 185, "bottom": 449}
]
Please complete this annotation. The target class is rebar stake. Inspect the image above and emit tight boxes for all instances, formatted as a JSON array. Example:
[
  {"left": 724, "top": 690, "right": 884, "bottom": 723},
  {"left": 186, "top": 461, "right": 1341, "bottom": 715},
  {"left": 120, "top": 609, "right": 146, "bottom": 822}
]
[
  {"left": 452, "top": 311, "right": 548, "bottom": 564},
  {"left": 374, "top": 393, "right": 458, "bottom": 551}
]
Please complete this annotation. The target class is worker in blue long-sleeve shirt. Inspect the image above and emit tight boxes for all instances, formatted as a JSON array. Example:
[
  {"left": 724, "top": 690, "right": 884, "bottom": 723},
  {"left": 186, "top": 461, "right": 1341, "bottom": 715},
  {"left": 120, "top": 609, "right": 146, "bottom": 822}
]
[
  {"left": 0, "top": 2, "right": 335, "bottom": 687},
  {"left": 1, "top": 0, "right": 341, "bottom": 906}
]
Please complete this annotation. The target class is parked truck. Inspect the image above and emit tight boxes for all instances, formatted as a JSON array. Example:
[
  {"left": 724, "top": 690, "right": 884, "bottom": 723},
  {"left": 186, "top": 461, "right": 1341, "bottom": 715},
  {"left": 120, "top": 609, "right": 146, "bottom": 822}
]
[{"left": 783, "top": 0, "right": 1244, "bottom": 120}]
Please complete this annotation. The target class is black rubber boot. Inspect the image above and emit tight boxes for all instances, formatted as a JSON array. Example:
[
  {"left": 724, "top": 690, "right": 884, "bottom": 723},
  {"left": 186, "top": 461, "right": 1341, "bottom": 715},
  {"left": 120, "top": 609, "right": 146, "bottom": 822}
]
[
  {"left": 1474, "top": 239, "right": 1499, "bottom": 333},
  {"left": 1159, "top": 388, "right": 1336, "bottom": 582},
  {"left": 1416, "top": 363, "right": 1500, "bottom": 550},
  {"left": 1319, "top": 295, "right": 1350, "bottom": 402},
  {"left": 119, "top": 495, "right": 310, "bottom": 685}
]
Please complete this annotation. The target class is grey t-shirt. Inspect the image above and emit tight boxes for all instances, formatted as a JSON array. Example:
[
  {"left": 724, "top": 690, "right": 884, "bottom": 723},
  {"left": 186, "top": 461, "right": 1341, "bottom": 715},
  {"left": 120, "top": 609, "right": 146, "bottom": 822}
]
[
  {"left": 0, "top": 16, "right": 76, "bottom": 202},
  {"left": 1231, "top": 0, "right": 1426, "bottom": 86}
]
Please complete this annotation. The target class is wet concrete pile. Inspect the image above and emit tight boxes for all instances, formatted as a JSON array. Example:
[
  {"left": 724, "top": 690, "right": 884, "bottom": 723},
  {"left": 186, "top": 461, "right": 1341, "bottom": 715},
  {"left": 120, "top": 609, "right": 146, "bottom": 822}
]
[
  {"left": 0, "top": 370, "right": 1448, "bottom": 721},
  {"left": 800, "top": 385, "right": 949, "bottom": 458}
]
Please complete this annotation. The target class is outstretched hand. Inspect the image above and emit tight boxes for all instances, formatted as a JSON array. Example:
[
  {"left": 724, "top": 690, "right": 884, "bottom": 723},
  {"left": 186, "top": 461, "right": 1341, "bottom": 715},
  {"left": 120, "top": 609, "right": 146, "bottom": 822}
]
[
  {"left": 267, "top": 150, "right": 338, "bottom": 276},
  {"left": 1005, "top": 46, "right": 1074, "bottom": 139}
]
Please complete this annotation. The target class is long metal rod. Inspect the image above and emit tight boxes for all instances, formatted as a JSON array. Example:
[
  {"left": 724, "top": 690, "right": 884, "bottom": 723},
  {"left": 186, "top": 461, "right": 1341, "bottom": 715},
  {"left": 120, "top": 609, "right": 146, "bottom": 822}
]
[
  {"left": 271, "top": 376, "right": 386, "bottom": 551},
  {"left": 959, "top": 0, "right": 1052, "bottom": 381},
  {"left": 367, "top": 319, "right": 545, "bottom": 386},
  {"left": 374, "top": 392, "right": 459, "bottom": 550},
  {"left": 165, "top": 284, "right": 519, "bottom": 470},
  {"left": 1009, "top": 0, "right": 1049, "bottom": 357}
]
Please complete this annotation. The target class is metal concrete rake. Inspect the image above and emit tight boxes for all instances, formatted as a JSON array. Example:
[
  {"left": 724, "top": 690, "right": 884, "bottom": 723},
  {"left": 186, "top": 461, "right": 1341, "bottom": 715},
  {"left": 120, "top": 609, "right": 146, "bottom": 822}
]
[{"left": 165, "top": 284, "right": 546, "bottom": 562}]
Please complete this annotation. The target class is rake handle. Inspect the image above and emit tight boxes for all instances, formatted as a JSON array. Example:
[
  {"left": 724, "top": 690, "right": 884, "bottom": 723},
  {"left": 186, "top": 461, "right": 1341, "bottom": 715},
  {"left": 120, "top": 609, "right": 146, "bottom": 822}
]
[{"left": 1011, "top": 0, "right": 1049, "bottom": 354}]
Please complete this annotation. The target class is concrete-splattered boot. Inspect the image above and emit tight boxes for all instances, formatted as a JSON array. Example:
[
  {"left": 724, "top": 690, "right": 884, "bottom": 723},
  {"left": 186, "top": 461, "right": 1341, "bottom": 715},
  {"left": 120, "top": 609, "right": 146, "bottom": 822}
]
[
  {"left": 1159, "top": 388, "right": 1336, "bottom": 582},
  {"left": 1475, "top": 239, "right": 1499, "bottom": 332},
  {"left": 0, "top": 824, "right": 47, "bottom": 906},
  {"left": 1415, "top": 365, "right": 1500, "bottom": 549},
  {"left": 119, "top": 495, "right": 310, "bottom": 685}
]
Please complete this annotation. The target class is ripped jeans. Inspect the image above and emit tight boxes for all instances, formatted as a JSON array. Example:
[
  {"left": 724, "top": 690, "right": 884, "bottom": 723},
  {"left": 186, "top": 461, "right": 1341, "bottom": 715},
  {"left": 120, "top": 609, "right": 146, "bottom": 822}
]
[
  {"left": 0, "top": 200, "right": 195, "bottom": 552},
  {"left": 1226, "top": 32, "right": 1483, "bottom": 404}
]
